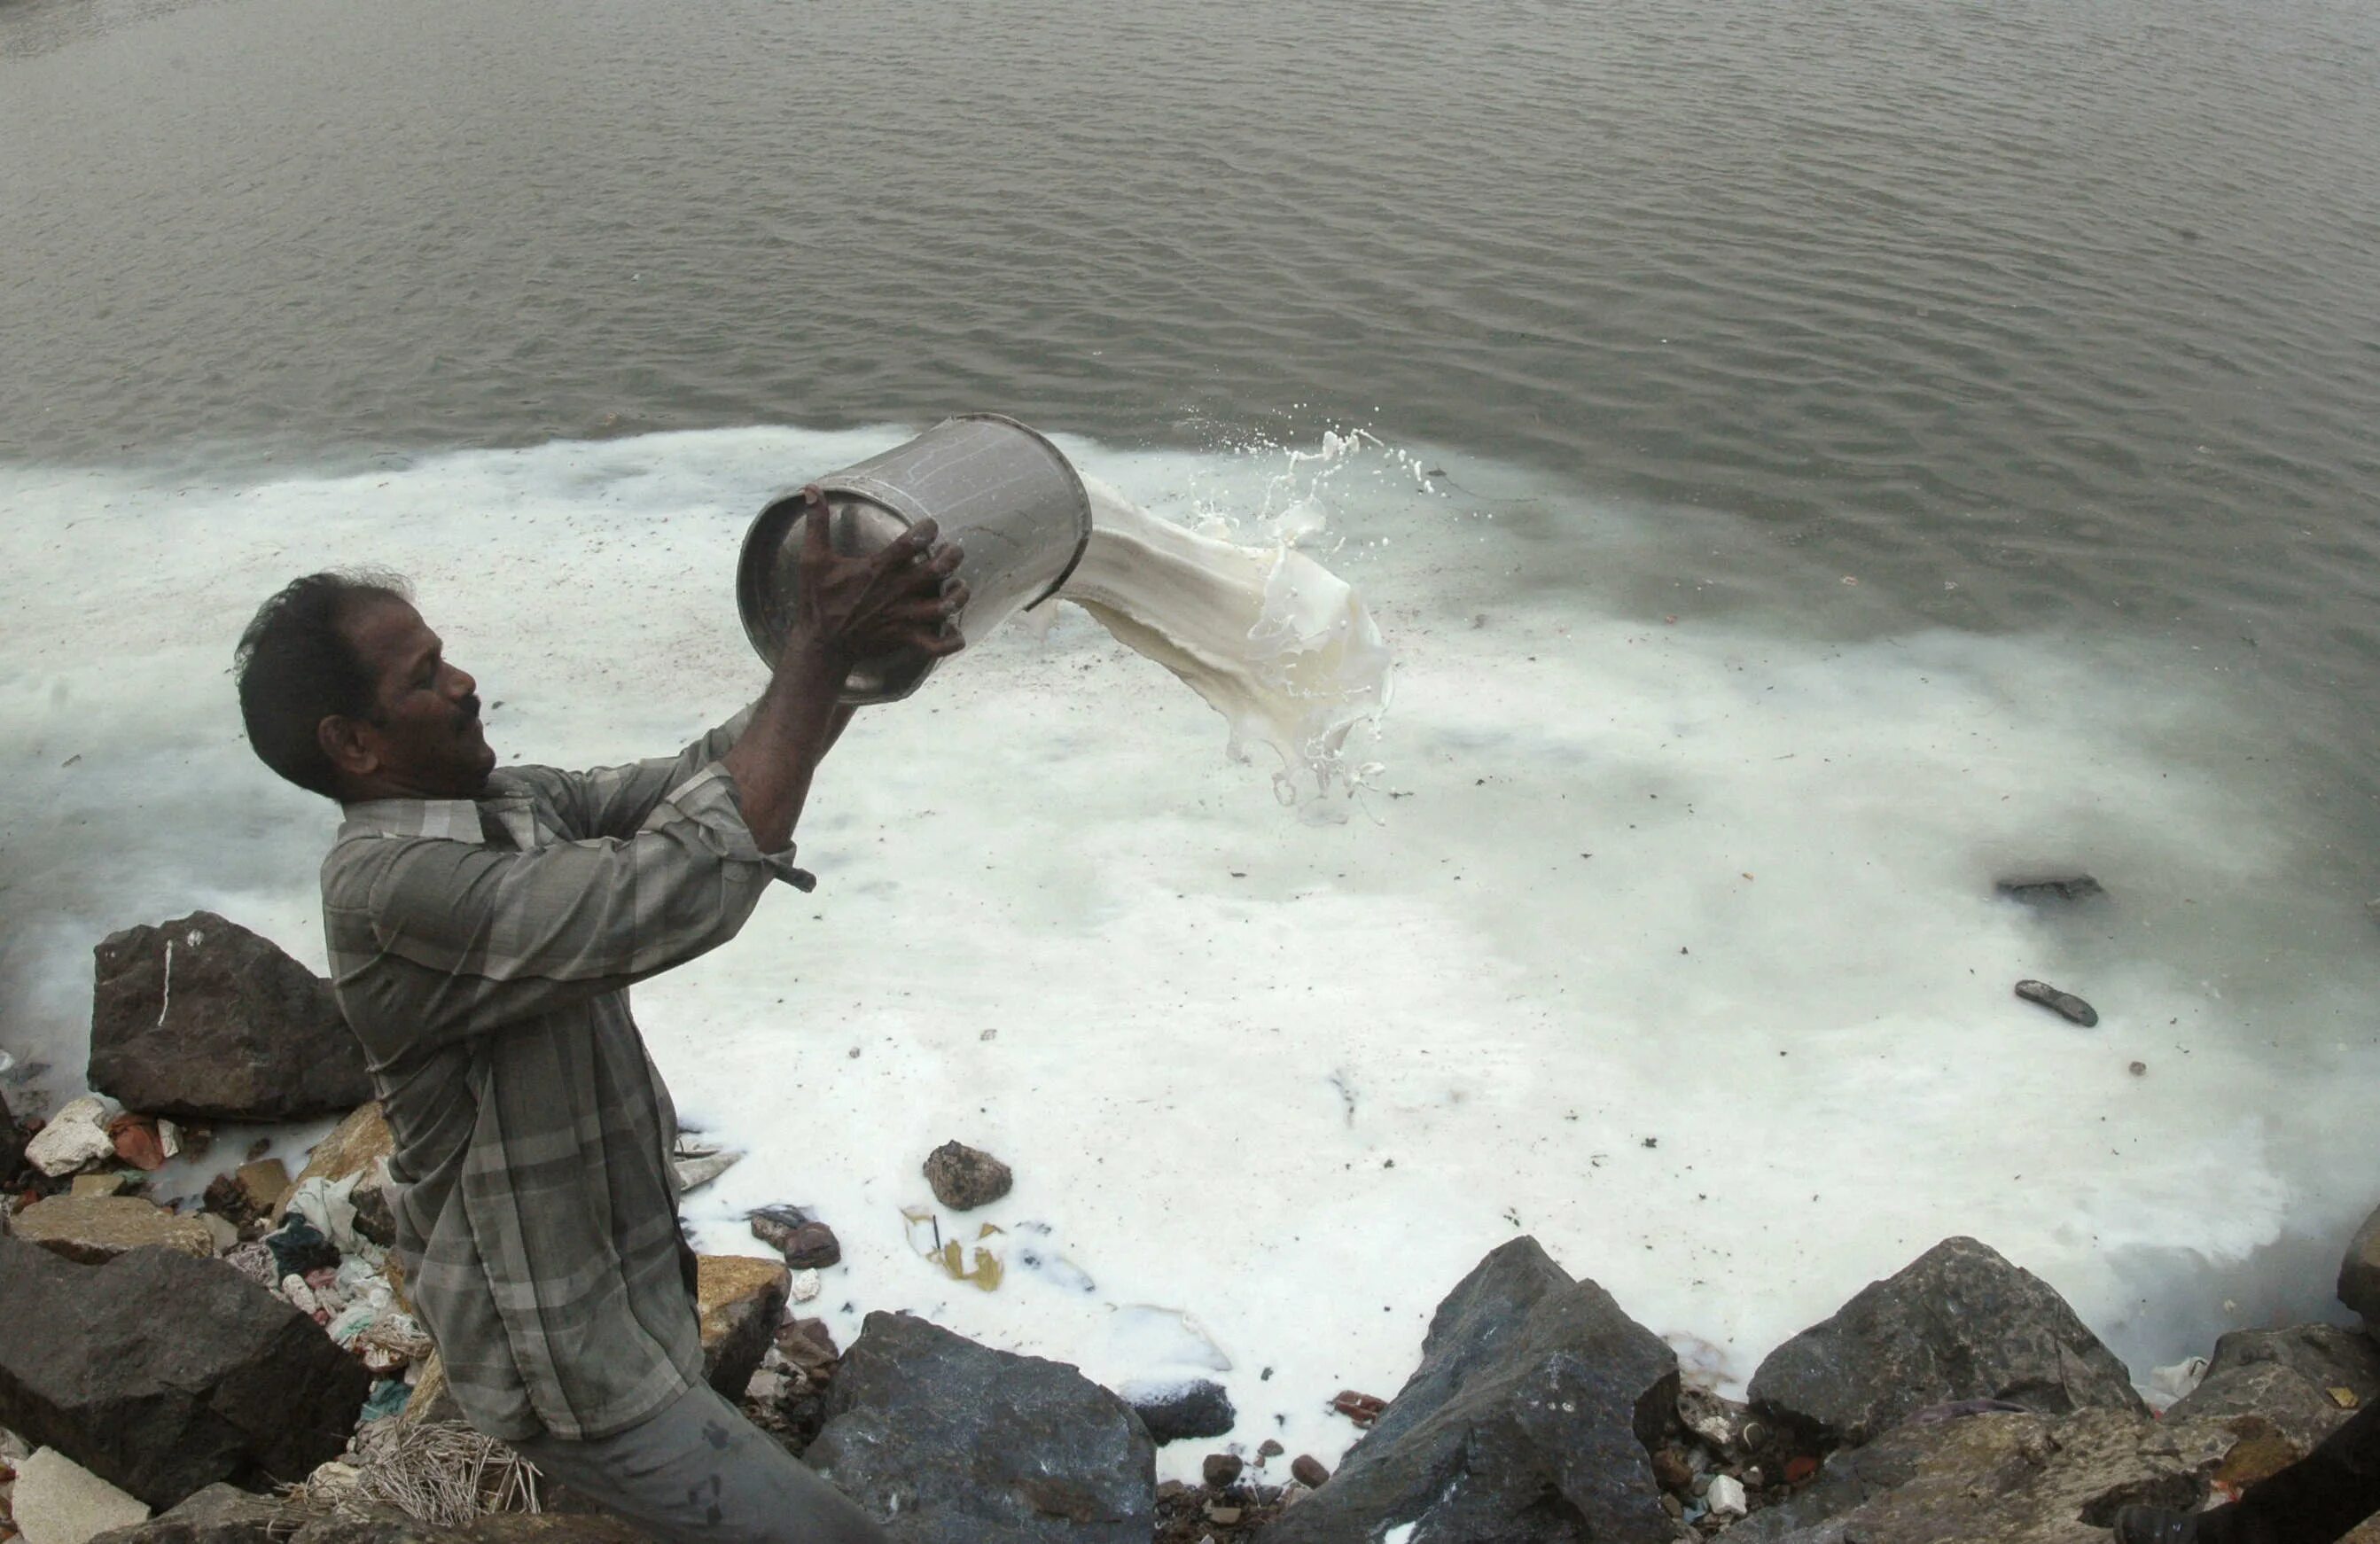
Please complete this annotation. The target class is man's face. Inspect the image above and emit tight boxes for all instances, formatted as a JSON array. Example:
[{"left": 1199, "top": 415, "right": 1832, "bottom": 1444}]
[{"left": 331, "top": 597, "right": 497, "bottom": 799}]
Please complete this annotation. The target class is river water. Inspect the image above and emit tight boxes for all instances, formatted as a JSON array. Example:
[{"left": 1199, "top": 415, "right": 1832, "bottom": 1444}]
[{"left": 4, "top": 0, "right": 2378, "bottom": 1464}]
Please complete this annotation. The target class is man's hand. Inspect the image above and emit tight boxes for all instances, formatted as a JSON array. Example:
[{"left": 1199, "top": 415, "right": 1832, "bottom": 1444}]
[
  {"left": 786, "top": 485, "right": 969, "bottom": 668},
  {"left": 722, "top": 487, "right": 967, "bottom": 854}
]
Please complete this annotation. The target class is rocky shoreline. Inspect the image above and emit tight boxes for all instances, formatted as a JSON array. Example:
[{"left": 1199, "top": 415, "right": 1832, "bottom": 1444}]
[{"left": 4, "top": 910, "right": 2376, "bottom": 1544}]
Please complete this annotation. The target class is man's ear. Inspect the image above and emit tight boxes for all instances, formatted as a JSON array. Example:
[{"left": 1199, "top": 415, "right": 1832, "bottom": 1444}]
[{"left": 317, "top": 714, "right": 380, "bottom": 784}]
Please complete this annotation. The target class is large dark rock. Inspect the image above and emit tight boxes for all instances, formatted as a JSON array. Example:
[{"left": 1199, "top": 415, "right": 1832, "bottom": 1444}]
[
  {"left": 89, "top": 911, "right": 371, "bottom": 1122},
  {"left": 90, "top": 1484, "right": 283, "bottom": 1543},
  {"left": 1748, "top": 1236, "right": 2146, "bottom": 1450},
  {"left": 1257, "top": 1236, "right": 1679, "bottom": 1544},
  {"left": 807, "top": 1310, "right": 1154, "bottom": 1543},
  {"left": 283, "top": 1517, "right": 657, "bottom": 1543},
  {"left": 1721, "top": 1408, "right": 2234, "bottom": 1544},
  {"left": 2342, "top": 1205, "right": 2380, "bottom": 1327},
  {"left": 1130, "top": 1379, "right": 1237, "bottom": 1444},
  {"left": 0, "top": 1236, "right": 372, "bottom": 1509},
  {"left": 2165, "top": 1323, "right": 2380, "bottom": 1450}
]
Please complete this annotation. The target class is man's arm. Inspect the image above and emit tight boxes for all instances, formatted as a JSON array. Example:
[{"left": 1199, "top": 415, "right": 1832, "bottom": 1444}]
[{"left": 721, "top": 488, "right": 964, "bottom": 851}]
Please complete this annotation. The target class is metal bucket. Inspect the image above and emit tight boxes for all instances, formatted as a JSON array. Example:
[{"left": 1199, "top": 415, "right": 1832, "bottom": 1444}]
[{"left": 736, "top": 413, "right": 1094, "bottom": 704}]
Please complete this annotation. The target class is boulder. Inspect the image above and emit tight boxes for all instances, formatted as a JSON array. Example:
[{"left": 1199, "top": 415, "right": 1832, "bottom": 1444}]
[
  {"left": 2165, "top": 1323, "right": 2380, "bottom": 1450},
  {"left": 89, "top": 1483, "right": 281, "bottom": 1542},
  {"left": 697, "top": 1254, "right": 790, "bottom": 1400},
  {"left": 271, "top": 1107, "right": 392, "bottom": 1224},
  {"left": 1721, "top": 1408, "right": 2235, "bottom": 1544},
  {"left": 11, "top": 1447, "right": 152, "bottom": 1543},
  {"left": 923, "top": 1140, "right": 1013, "bottom": 1211},
  {"left": 26, "top": 1096, "right": 118, "bottom": 1177},
  {"left": 232, "top": 1160, "right": 292, "bottom": 1220},
  {"left": 1257, "top": 1236, "right": 1678, "bottom": 1544},
  {"left": 2342, "top": 1204, "right": 2380, "bottom": 1326},
  {"left": 88, "top": 912, "right": 370, "bottom": 1122},
  {"left": 808, "top": 1310, "right": 1155, "bottom": 1542},
  {"left": 9, "top": 1194, "right": 216, "bottom": 1265},
  {"left": 1748, "top": 1236, "right": 2146, "bottom": 1450},
  {"left": 1129, "top": 1379, "right": 1237, "bottom": 1445},
  {"left": 0, "top": 1236, "right": 373, "bottom": 1509}
]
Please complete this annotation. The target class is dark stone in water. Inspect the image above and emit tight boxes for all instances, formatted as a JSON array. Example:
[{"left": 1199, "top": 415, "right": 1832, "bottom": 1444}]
[
  {"left": 1996, "top": 876, "right": 2106, "bottom": 905},
  {"left": 2014, "top": 979, "right": 2099, "bottom": 1026},
  {"left": 1133, "top": 1379, "right": 1236, "bottom": 1445}
]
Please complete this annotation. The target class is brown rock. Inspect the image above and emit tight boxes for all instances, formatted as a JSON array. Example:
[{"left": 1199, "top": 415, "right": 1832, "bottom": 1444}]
[
  {"left": 108, "top": 1115, "right": 169, "bottom": 1172},
  {"left": 1204, "top": 1452, "right": 1244, "bottom": 1489},
  {"left": 272, "top": 1107, "right": 391, "bottom": 1223},
  {"left": 749, "top": 1206, "right": 842, "bottom": 1269},
  {"left": 1650, "top": 1446, "right": 1694, "bottom": 1493},
  {"left": 1291, "top": 1454, "right": 1330, "bottom": 1488},
  {"left": 776, "top": 1316, "right": 840, "bottom": 1376},
  {"left": 696, "top": 1254, "right": 790, "bottom": 1400},
  {"left": 923, "top": 1140, "right": 1013, "bottom": 1211},
  {"left": 1257, "top": 1439, "right": 1285, "bottom": 1460},
  {"left": 72, "top": 1173, "right": 130, "bottom": 1198},
  {"left": 236, "top": 1160, "right": 291, "bottom": 1219},
  {"left": 10, "top": 1194, "right": 215, "bottom": 1265}
]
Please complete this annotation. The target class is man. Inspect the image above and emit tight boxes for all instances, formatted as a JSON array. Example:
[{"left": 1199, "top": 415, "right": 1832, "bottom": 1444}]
[
  {"left": 234, "top": 491, "right": 962, "bottom": 1543},
  {"left": 2113, "top": 1398, "right": 2380, "bottom": 1542}
]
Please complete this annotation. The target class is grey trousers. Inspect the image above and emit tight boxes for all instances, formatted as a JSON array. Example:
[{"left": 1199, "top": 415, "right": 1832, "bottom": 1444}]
[{"left": 511, "top": 1381, "right": 888, "bottom": 1544}]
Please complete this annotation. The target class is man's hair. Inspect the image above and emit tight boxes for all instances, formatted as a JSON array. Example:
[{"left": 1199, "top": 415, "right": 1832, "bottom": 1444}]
[{"left": 236, "top": 571, "right": 413, "bottom": 799}]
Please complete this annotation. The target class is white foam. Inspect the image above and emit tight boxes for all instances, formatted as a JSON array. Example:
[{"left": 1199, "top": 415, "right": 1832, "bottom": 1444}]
[{"left": 1, "top": 425, "right": 2373, "bottom": 1481}]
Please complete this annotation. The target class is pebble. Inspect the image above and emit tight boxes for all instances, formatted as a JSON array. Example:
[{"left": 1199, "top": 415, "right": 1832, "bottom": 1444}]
[
  {"left": 789, "top": 1268, "right": 822, "bottom": 1304},
  {"left": 1203, "top": 1453, "right": 1244, "bottom": 1489},
  {"left": 1707, "top": 1474, "right": 1749, "bottom": 1518},
  {"left": 1291, "top": 1454, "right": 1330, "bottom": 1488},
  {"left": 2014, "top": 978, "right": 2099, "bottom": 1026},
  {"left": 1651, "top": 1447, "right": 1693, "bottom": 1493},
  {"left": 1257, "top": 1439, "right": 1284, "bottom": 1461}
]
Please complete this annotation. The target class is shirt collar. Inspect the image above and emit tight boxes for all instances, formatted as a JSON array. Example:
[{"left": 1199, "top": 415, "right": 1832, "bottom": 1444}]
[{"left": 339, "top": 797, "right": 488, "bottom": 844}]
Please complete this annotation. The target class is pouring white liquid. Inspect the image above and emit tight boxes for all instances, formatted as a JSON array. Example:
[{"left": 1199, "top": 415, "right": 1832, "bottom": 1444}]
[{"left": 1057, "top": 477, "right": 1393, "bottom": 805}]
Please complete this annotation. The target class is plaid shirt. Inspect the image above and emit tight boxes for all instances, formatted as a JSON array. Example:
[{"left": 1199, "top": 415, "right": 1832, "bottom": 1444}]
[{"left": 322, "top": 711, "right": 810, "bottom": 1441}]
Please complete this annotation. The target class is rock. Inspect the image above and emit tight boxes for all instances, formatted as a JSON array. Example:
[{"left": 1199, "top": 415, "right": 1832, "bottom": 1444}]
[
  {"left": 348, "top": 1182, "right": 394, "bottom": 1249},
  {"left": 807, "top": 1309, "right": 1155, "bottom": 1542},
  {"left": 1204, "top": 1453, "right": 1245, "bottom": 1489},
  {"left": 107, "top": 1115, "right": 172, "bottom": 1173},
  {"left": 394, "top": 1352, "right": 461, "bottom": 1429},
  {"left": 0, "top": 1236, "right": 373, "bottom": 1509},
  {"left": 275, "top": 1517, "right": 658, "bottom": 1543},
  {"left": 1650, "top": 1447, "right": 1692, "bottom": 1493},
  {"left": 696, "top": 1254, "right": 790, "bottom": 1401},
  {"left": 1720, "top": 1408, "right": 2234, "bottom": 1544},
  {"left": 271, "top": 1107, "right": 392, "bottom": 1224},
  {"left": 9, "top": 1195, "right": 215, "bottom": 1265},
  {"left": 3, "top": 1085, "right": 26, "bottom": 1181},
  {"left": 1997, "top": 876, "right": 2107, "bottom": 905},
  {"left": 232, "top": 1160, "right": 291, "bottom": 1220},
  {"left": 1130, "top": 1379, "right": 1236, "bottom": 1445},
  {"left": 12, "top": 1447, "right": 151, "bottom": 1544},
  {"left": 923, "top": 1141, "right": 1013, "bottom": 1211},
  {"left": 26, "top": 1096, "right": 118, "bottom": 1177},
  {"left": 1290, "top": 1454, "right": 1330, "bottom": 1489},
  {"left": 2342, "top": 1204, "right": 2380, "bottom": 1326},
  {"left": 2014, "top": 978, "right": 2099, "bottom": 1026},
  {"left": 1705, "top": 1473, "right": 1748, "bottom": 1518},
  {"left": 1748, "top": 1236, "right": 2145, "bottom": 1450},
  {"left": 2165, "top": 1324, "right": 2380, "bottom": 1450},
  {"left": 88, "top": 912, "right": 370, "bottom": 1122},
  {"left": 70, "top": 1173, "right": 129, "bottom": 1198},
  {"left": 88, "top": 1482, "right": 282, "bottom": 1542},
  {"left": 1258, "top": 1236, "right": 1678, "bottom": 1544},
  {"left": 750, "top": 1205, "right": 842, "bottom": 1269}
]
